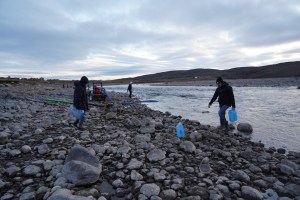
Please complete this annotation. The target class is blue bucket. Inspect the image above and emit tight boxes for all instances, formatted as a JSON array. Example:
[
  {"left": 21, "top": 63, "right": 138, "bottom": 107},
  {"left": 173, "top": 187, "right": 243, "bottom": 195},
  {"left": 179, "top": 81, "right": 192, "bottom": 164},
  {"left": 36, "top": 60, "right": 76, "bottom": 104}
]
[{"left": 228, "top": 109, "right": 238, "bottom": 122}]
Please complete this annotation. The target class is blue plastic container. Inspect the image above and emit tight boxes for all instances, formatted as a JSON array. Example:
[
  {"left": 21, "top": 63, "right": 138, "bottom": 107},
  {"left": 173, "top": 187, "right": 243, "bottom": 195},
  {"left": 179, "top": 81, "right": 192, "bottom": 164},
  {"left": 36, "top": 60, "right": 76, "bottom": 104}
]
[
  {"left": 228, "top": 109, "right": 238, "bottom": 122},
  {"left": 176, "top": 122, "right": 185, "bottom": 138},
  {"left": 68, "top": 105, "right": 84, "bottom": 120}
]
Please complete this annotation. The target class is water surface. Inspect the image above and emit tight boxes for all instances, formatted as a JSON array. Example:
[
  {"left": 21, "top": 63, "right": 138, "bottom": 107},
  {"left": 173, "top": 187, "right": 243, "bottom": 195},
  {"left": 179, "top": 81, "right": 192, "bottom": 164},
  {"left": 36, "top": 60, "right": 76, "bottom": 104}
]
[{"left": 106, "top": 84, "right": 300, "bottom": 152}]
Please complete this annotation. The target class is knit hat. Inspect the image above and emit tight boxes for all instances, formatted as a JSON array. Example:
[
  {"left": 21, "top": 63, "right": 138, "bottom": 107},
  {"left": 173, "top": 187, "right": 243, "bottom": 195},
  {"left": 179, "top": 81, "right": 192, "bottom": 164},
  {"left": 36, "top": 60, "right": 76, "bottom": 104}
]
[
  {"left": 216, "top": 77, "right": 224, "bottom": 84},
  {"left": 80, "top": 76, "right": 89, "bottom": 85}
]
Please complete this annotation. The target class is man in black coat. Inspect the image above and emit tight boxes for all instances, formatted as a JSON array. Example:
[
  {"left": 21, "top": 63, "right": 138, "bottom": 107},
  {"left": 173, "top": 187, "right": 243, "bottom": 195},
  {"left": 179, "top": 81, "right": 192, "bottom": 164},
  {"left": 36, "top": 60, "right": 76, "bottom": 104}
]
[
  {"left": 127, "top": 81, "right": 133, "bottom": 98},
  {"left": 208, "top": 77, "right": 236, "bottom": 130},
  {"left": 73, "top": 76, "right": 89, "bottom": 130}
]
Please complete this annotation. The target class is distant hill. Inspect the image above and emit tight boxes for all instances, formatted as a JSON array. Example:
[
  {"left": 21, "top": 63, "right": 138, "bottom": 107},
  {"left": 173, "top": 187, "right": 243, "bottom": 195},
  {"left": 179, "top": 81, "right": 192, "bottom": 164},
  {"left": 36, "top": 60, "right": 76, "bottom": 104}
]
[{"left": 106, "top": 61, "right": 300, "bottom": 84}]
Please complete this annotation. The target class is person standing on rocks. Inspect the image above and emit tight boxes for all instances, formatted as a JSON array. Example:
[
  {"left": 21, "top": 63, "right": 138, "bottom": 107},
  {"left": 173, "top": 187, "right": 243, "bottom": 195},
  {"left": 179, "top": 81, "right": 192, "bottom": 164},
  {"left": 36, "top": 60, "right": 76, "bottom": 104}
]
[
  {"left": 208, "top": 77, "right": 235, "bottom": 130},
  {"left": 127, "top": 81, "right": 133, "bottom": 98},
  {"left": 73, "top": 76, "right": 89, "bottom": 131}
]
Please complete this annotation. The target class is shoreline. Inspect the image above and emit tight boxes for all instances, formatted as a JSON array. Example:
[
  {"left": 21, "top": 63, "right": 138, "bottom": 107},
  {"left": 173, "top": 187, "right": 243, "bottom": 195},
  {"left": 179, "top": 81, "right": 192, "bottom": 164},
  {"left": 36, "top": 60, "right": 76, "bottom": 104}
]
[
  {"left": 1, "top": 77, "right": 300, "bottom": 88},
  {"left": 148, "top": 77, "right": 300, "bottom": 87},
  {"left": 0, "top": 82, "right": 299, "bottom": 199}
]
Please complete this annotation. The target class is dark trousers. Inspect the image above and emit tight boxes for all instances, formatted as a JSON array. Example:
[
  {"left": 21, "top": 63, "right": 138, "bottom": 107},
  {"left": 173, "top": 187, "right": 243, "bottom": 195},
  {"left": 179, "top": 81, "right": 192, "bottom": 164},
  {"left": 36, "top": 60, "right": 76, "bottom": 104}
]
[{"left": 218, "top": 105, "right": 230, "bottom": 128}]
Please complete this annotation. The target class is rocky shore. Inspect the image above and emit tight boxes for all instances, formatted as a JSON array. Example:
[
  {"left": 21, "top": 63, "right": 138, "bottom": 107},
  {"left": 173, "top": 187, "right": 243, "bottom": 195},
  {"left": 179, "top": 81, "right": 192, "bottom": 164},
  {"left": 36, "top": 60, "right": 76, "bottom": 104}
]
[{"left": 0, "top": 82, "right": 299, "bottom": 200}]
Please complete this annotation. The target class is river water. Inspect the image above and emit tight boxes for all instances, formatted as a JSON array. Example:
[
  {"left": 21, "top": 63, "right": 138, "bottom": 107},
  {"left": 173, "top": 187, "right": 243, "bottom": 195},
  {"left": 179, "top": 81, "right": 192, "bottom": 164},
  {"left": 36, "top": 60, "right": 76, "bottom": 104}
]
[{"left": 105, "top": 84, "right": 300, "bottom": 152}]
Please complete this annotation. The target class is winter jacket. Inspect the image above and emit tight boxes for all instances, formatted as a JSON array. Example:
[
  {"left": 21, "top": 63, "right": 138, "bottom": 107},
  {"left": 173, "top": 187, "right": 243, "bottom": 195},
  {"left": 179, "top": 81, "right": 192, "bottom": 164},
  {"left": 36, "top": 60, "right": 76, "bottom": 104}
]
[
  {"left": 127, "top": 84, "right": 132, "bottom": 92},
  {"left": 73, "top": 80, "right": 89, "bottom": 111},
  {"left": 209, "top": 82, "right": 235, "bottom": 107}
]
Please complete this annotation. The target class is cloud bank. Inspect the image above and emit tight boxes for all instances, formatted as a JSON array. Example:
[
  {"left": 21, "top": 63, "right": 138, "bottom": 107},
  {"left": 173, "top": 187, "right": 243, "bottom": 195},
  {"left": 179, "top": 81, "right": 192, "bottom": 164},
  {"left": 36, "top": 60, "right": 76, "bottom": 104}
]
[{"left": 0, "top": 0, "right": 299, "bottom": 80}]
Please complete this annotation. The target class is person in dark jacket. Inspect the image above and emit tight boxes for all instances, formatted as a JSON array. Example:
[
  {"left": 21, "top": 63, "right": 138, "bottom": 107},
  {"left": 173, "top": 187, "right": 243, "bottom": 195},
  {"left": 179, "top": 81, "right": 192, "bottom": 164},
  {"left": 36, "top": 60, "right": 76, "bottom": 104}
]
[
  {"left": 127, "top": 82, "right": 133, "bottom": 98},
  {"left": 73, "top": 76, "right": 89, "bottom": 130},
  {"left": 208, "top": 77, "right": 235, "bottom": 130}
]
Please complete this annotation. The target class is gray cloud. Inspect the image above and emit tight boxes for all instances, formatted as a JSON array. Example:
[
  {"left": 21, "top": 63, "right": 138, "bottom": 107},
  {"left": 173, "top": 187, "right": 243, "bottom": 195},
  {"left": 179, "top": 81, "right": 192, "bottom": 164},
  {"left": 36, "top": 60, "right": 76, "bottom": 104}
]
[{"left": 0, "top": 0, "right": 299, "bottom": 80}]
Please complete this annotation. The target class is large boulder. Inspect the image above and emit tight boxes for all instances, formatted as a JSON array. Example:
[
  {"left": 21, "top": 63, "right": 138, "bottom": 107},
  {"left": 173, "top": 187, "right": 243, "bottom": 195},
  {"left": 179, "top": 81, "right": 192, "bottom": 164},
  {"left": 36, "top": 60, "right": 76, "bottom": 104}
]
[
  {"left": 62, "top": 145, "right": 102, "bottom": 186},
  {"left": 237, "top": 123, "right": 253, "bottom": 133}
]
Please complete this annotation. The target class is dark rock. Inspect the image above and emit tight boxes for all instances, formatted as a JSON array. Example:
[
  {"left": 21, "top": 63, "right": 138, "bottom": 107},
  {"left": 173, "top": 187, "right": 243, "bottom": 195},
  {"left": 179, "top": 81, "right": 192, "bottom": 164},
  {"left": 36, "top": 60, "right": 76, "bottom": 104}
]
[
  {"left": 277, "top": 148, "right": 286, "bottom": 154},
  {"left": 241, "top": 186, "right": 263, "bottom": 200},
  {"left": 237, "top": 123, "right": 253, "bottom": 133}
]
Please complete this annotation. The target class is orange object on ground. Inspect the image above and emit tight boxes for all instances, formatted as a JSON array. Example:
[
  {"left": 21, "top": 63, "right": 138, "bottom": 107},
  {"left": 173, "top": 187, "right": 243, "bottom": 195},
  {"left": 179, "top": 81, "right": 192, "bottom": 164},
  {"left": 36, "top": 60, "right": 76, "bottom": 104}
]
[{"left": 94, "top": 86, "right": 101, "bottom": 94}]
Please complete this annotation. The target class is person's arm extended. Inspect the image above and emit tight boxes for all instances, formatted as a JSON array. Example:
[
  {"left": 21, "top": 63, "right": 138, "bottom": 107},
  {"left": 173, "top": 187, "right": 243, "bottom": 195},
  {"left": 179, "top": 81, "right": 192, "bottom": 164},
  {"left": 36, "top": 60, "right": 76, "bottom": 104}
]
[{"left": 208, "top": 90, "right": 218, "bottom": 108}]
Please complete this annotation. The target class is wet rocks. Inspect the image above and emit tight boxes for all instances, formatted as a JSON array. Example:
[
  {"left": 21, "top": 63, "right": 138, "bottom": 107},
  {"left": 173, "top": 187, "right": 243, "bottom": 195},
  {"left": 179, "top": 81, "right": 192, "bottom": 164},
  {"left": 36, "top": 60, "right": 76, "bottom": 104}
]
[
  {"left": 237, "top": 123, "right": 253, "bottom": 133},
  {"left": 279, "top": 159, "right": 298, "bottom": 176}
]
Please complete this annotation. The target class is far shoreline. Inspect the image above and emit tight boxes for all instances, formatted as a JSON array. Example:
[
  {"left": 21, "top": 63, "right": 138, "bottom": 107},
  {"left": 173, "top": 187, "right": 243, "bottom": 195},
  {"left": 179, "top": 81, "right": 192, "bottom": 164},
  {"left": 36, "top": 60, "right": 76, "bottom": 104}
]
[
  {"left": 1, "top": 76, "right": 300, "bottom": 88},
  {"left": 147, "top": 77, "right": 300, "bottom": 87}
]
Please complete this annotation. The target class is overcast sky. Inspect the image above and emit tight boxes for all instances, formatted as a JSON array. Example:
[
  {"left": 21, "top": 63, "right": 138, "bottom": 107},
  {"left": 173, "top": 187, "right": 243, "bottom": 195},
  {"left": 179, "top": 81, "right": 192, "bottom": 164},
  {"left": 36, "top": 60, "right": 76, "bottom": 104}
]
[{"left": 0, "top": 0, "right": 300, "bottom": 80}]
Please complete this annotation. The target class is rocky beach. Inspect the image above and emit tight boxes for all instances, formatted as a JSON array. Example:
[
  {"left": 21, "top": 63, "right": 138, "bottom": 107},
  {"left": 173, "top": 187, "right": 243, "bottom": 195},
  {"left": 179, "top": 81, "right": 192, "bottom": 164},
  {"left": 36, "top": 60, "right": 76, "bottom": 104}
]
[{"left": 0, "top": 81, "right": 300, "bottom": 200}]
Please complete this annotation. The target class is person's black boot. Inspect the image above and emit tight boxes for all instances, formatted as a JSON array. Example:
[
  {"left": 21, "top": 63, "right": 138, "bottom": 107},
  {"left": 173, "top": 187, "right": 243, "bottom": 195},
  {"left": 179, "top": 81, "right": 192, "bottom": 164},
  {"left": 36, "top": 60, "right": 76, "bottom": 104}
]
[
  {"left": 73, "top": 119, "right": 79, "bottom": 127},
  {"left": 217, "top": 118, "right": 224, "bottom": 129},
  {"left": 78, "top": 121, "right": 84, "bottom": 131},
  {"left": 224, "top": 120, "right": 230, "bottom": 130}
]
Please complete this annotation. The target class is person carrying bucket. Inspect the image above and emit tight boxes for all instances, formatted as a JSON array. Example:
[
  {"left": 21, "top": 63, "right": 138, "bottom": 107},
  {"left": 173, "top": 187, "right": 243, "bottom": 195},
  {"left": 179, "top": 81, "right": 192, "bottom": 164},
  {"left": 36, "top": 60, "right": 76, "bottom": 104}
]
[
  {"left": 208, "top": 77, "right": 236, "bottom": 130},
  {"left": 72, "top": 76, "right": 89, "bottom": 131}
]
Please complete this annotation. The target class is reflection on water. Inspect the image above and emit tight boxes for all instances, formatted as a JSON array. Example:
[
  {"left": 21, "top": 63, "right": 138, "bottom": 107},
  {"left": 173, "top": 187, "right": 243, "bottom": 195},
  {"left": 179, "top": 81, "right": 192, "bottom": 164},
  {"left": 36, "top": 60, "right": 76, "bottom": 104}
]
[{"left": 106, "top": 84, "right": 300, "bottom": 152}]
